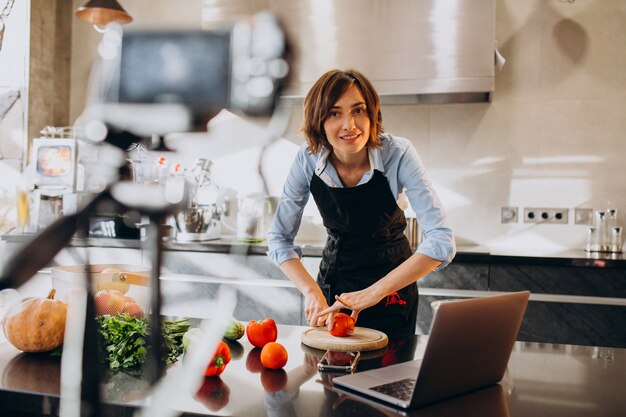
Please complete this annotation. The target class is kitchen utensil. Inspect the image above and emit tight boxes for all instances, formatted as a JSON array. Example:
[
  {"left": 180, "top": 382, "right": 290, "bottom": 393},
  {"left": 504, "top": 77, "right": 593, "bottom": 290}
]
[
  {"left": 188, "top": 158, "right": 213, "bottom": 206},
  {"left": 301, "top": 327, "right": 388, "bottom": 352},
  {"left": 51, "top": 264, "right": 151, "bottom": 315},
  {"left": 174, "top": 206, "right": 221, "bottom": 241},
  {"left": 300, "top": 339, "right": 388, "bottom": 360}
]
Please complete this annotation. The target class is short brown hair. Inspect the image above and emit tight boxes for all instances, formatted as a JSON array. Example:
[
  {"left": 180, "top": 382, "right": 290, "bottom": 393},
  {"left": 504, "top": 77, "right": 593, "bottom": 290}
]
[{"left": 302, "top": 69, "right": 383, "bottom": 154}]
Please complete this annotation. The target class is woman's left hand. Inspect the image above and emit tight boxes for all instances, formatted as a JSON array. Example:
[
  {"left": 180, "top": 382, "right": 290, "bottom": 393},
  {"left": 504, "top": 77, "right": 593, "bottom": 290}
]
[{"left": 313, "top": 287, "right": 385, "bottom": 330}]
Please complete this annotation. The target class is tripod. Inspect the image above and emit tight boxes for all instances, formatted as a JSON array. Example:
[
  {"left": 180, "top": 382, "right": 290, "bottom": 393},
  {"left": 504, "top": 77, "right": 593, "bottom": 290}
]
[{"left": 0, "top": 128, "right": 186, "bottom": 417}]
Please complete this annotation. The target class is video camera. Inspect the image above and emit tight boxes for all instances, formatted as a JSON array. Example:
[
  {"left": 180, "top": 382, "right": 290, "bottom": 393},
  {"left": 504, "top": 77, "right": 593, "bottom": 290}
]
[{"left": 88, "top": 11, "right": 290, "bottom": 137}]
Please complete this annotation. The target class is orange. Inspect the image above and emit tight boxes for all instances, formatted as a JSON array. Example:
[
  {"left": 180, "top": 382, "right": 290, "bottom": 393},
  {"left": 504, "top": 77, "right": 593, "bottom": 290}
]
[{"left": 260, "top": 342, "right": 288, "bottom": 369}]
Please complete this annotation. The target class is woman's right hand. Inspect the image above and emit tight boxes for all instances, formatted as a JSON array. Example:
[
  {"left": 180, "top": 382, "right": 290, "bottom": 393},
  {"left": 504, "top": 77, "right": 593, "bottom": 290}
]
[{"left": 303, "top": 288, "right": 329, "bottom": 327}]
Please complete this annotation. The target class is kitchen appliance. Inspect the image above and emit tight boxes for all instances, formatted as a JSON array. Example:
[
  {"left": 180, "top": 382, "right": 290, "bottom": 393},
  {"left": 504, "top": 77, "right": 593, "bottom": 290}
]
[
  {"left": 174, "top": 206, "right": 221, "bottom": 242},
  {"left": 173, "top": 158, "right": 223, "bottom": 242},
  {"left": 204, "top": 0, "right": 497, "bottom": 104},
  {"left": 27, "top": 127, "right": 80, "bottom": 231}
]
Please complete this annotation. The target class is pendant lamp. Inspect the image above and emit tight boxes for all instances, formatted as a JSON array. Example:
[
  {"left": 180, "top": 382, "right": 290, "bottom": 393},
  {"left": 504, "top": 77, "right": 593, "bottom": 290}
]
[{"left": 75, "top": 0, "right": 133, "bottom": 28}]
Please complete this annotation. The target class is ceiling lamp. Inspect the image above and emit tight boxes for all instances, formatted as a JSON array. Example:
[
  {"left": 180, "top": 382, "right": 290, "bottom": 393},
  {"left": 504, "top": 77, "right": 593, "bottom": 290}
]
[{"left": 75, "top": 0, "right": 133, "bottom": 30}]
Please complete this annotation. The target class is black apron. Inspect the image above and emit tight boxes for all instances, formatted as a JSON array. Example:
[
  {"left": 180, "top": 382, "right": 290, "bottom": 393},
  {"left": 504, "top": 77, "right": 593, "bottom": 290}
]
[{"left": 310, "top": 169, "right": 418, "bottom": 335}]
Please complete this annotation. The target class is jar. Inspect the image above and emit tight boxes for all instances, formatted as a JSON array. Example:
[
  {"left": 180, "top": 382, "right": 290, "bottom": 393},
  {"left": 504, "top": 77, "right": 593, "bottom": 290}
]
[{"left": 237, "top": 194, "right": 265, "bottom": 243}]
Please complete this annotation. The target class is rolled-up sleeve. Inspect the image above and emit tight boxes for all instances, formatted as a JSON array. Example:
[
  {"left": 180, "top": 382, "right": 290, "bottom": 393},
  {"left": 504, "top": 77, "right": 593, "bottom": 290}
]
[
  {"left": 267, "top": 149, "right": 312, "bottom": 265},
  {"left": 398, "top": 145, "right": 456, "bottom": 269}
]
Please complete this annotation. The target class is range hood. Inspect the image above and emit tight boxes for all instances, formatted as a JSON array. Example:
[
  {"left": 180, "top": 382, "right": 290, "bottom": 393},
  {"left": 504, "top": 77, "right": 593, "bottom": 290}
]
[{"left": 203, "top": 0, "right": 496, "bottom": 104}]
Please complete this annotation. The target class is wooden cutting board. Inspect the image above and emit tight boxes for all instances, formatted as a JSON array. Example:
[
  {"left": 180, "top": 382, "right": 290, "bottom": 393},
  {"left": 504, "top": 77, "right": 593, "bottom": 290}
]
[{"left": 301, "top": 327, "right": 388, "bottom": 352}]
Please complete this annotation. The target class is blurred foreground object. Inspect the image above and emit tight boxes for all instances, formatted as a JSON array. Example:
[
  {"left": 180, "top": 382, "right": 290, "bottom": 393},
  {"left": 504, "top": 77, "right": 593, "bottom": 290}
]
[{"left": 80, "top": 11, "right": 289, "bottom": 140}]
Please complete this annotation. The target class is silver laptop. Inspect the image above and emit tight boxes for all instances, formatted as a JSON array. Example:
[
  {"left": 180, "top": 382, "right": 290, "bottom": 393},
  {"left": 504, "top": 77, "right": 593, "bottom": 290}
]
[{"left": 332, "top": 291, "right": 530, "bottom": 410}]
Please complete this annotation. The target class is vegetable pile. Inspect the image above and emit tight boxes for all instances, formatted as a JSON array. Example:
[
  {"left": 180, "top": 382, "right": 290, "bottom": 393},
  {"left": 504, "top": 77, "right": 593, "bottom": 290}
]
[{"left": 97, "top": 314, "right": 190, "bottom": 371}]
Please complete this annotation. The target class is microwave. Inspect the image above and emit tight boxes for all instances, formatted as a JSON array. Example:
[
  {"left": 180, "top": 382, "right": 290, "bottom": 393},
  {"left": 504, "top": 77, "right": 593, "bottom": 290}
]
[{"left": 30, "top": 137, "right": 77, "bottom": 188}]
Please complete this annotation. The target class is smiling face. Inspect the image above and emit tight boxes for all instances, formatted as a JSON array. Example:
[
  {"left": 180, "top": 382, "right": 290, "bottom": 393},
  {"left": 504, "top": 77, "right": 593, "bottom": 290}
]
[{"left": 323, "top": 84, "right": 371, "bottom": 160}]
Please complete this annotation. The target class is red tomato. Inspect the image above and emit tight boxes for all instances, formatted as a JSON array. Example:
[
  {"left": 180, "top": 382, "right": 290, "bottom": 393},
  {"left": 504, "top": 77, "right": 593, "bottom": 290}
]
[
  {"left": 246, "top": 318, "right": 278, "bottom": 348},
  {"left": 329, "top": 312, "right": 355, "bottom": 337},
  {"left": 260, "top": 342, "right": 288, "bottom": 369},
  {"left": 204, "top": 341, "right": 231, "bottom": 377}
]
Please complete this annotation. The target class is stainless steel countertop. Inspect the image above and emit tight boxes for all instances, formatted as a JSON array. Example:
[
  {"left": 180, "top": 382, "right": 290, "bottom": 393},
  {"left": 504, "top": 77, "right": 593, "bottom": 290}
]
[
  {"left": 2, "top": 234, "right": 625, "bottom": 268},
  {"left": 0, "top": 325, "right": 624, "bottom": 417}
]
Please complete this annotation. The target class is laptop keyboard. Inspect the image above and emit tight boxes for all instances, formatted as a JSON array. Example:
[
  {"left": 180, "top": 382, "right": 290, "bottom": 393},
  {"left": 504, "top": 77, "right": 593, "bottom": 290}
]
[{"left": 370, "top": 377, "right": 417, "bottom": 401}]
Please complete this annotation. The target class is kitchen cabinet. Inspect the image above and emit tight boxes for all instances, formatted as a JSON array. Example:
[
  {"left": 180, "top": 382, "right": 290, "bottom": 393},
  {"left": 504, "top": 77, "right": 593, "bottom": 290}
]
[
  {"left": 160, "top": 277, "right": 303, "bottom": 325},
  {"left": 489, "top": 264, "right": 626, "bottom": 348},
  {"left": 160, "top": 250, "right": 305, "bottom": 324},
  {"left": 417, "top": 260, "right": 626, "bottom": 348},
  {"left": 415, "top": 262, "right": 489, "bottom": 334}
]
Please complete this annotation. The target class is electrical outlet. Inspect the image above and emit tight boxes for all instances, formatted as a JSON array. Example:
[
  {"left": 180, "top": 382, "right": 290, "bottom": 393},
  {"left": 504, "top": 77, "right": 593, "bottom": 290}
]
[
  {"left": 524, "top": 208, "right": 569, "bottom": 224},
  {"left": 501, "top": 207, "right": 518, "bottom": 223},
  {"left": 574, "top": 208, "right": 593, "bottom": 225}
]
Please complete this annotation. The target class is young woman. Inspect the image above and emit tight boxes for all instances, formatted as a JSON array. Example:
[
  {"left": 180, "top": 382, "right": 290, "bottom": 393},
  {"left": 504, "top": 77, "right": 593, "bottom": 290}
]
[{"left": 267, "top": 69, "right": 455, "bottom": 335}]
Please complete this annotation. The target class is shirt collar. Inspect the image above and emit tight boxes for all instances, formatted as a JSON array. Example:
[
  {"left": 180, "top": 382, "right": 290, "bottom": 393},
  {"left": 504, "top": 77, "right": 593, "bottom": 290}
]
[
  {"left": 315, "top": 145, "right": 385, "bottom": 176},
  {"left": 315, "top": 147, "right": 331, "bottom": 176}
]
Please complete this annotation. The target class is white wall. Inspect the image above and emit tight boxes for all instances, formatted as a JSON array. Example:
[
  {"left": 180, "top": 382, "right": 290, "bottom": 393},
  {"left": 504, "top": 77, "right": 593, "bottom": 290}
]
[
  {"left": 68, "top": 0, "right": 626, "bottom": 252},
  {"left": 260, "top": 0, "right": 626, "bottom": 252}
]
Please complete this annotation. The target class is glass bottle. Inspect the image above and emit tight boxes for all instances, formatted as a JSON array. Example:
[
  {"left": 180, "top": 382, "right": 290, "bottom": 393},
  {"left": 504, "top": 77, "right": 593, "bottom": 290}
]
[
  {"left": 604, "top": 209, "right": 618, "bottom": 252},
  {"left": 610, "top": 227, "right": 623, "bottom": 253},
  {"left": 593, "top": 211, "right": 607, "bottom": 252},
  {"left": 585, "top": 227, "right": 598, "bottom": 252}
]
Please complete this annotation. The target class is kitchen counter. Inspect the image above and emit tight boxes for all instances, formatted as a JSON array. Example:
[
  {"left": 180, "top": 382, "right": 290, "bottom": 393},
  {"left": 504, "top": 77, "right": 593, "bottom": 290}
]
[
  {"left": 2, "top": 233, "right": 625, "bottom": 268},
  {"left": 0, "top": 323, "right": 624, "bottom": 417},
  {"left": 2, "top": 232, "right": 624, "bottom": 348}
]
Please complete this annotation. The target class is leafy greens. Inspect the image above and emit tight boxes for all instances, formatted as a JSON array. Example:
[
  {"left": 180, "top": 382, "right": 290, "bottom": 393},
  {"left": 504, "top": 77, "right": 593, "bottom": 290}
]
[{"left": 97, "top": 314, "right": 190, "bottom": 371}]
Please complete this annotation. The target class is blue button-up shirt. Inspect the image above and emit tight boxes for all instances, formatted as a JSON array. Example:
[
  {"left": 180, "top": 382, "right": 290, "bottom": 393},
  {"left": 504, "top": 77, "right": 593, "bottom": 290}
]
[{"left": 267, "top": 133, "right": 456, "bottom": 269}]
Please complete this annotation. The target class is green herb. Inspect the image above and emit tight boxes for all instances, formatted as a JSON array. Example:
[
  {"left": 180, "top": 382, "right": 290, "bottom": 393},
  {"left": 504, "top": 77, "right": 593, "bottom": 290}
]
[
  {"left": 97, "top": 314, "right": 149, "bottom": 370},
  {"left": 96, "top": 314, "right": 190, "bottom": 371},
  {"left": 162, "top": 318, "right": 191, "bottom": 365}
]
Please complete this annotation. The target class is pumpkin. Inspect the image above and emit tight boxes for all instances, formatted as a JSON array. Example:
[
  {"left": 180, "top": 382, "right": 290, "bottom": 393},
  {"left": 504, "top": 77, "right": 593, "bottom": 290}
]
[{"left": 2, "top": 289, "right": 67, "bottom": 352}]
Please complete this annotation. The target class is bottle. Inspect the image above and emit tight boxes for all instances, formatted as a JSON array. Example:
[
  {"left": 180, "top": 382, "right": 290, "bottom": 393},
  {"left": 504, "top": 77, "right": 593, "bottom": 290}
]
[
  {"left": 610, "top": 227, "right": 623, "bottom": 253},
  {"left": 593, "top": 211, "right": 607, "bottom": 252},
  {"left": 603, "top": 209, "right": 619, "bottom": 253},
  {"left": 585, "top": 227, "right": 599, "bottom": 252}
]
